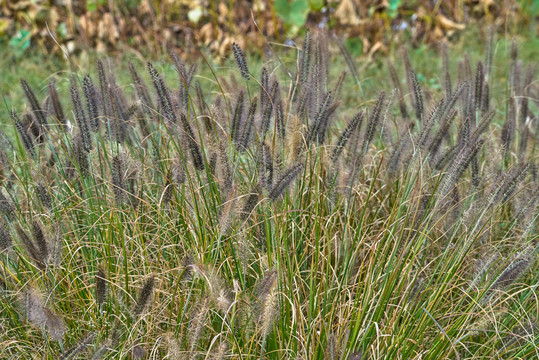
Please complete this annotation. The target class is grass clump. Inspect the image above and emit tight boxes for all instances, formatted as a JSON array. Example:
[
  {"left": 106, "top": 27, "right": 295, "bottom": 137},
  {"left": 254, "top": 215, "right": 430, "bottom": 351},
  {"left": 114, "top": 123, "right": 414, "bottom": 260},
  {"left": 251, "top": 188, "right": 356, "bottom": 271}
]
[{"left": 0, "top": 27, "right": 538, "bottom": 359}]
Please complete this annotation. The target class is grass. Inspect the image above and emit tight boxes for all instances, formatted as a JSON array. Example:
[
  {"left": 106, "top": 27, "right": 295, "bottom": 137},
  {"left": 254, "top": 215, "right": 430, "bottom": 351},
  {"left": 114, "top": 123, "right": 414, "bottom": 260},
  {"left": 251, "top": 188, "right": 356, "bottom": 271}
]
[{"left": 0, "top": 24, "right": 538, "bottom": 359}]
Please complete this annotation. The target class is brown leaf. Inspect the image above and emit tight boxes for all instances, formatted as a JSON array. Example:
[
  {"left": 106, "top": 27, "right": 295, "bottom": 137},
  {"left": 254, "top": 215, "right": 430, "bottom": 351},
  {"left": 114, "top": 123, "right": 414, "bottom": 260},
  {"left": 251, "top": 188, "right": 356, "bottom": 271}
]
[
  {"left": 79, "top": 14, "right": 96, "bottom": 39},
  {"left": 437, "top": 14, "right": 465, "bottom": 31},
  {"left": 335, "top": 0, "right": 361, "bottom": 26},
  {"left": 368, "top": 41, "right": 387, "bottom": 58},
  {"left": 97, "top": 13, "right": 119, "bottom": 43}
]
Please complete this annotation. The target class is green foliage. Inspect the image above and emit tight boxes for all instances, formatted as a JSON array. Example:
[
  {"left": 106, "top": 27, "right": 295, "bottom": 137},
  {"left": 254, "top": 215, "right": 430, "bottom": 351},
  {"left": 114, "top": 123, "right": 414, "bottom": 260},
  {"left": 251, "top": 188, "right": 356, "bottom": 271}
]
[
  {"left": 310, "top": 0, "right": 325, "bottom": 11},
  {"left": 274, "top": 0, "right": 311, "bottom": 29},
  {"left": 0, "top": 18, "right": 9, "bottom": 36},
  {"left": 345, "top": 37, "right": 363, "bottom": 57},
  {"left": 57, "top": 23, "right": 68, "bottom": 40},
  {"left": 8, "top": 29, "right": 30, "bottom": 57},
  {"left": 0, "top": 25, "right": 538, "bottom": 360},
  {"left": 518, "top": 0, "right": 539, "bottom": 16},
  {"left": 388, "top": 0, "right": 403, "bottom": 19},
  {"left": 86, "top": 0, "right": 107, "bottom": 12}
]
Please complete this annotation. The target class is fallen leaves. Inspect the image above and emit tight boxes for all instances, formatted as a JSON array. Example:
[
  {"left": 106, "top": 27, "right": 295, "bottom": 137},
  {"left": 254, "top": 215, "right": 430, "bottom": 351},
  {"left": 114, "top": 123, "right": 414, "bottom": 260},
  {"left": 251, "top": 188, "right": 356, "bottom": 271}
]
[{"left": 0, "top": 0, "right": 529, "bottom": 58}]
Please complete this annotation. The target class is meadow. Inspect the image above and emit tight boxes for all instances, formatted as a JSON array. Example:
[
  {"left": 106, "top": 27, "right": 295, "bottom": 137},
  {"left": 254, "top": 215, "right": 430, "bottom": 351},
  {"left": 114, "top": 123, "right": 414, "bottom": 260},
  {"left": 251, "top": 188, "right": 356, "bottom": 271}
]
[{"left": 0, "top": 25, "right": 538, "bottom": 359}]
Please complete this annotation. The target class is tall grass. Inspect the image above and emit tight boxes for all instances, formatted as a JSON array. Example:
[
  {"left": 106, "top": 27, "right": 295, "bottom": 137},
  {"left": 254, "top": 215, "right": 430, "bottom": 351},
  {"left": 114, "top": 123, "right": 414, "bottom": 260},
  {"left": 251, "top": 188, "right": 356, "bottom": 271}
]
[{"left": 0, "top": 27, "right": 538, "bottom": 359}]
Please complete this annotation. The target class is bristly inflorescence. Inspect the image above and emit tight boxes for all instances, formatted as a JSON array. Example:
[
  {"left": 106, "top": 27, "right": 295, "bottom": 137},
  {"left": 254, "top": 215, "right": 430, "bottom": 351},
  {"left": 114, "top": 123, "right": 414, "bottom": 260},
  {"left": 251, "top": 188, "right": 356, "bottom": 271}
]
[
  {"left": 48, "top": 79, "right": 66, "bottom": 126},
  {"left": 21, "top": 287, "right": 65, "bottom": 340},
  {"left": 111, "top": 155, "right": 126, "bottom": 205},
  {"left": 11, "top": 111, "right": 36, "bottom": 157},
  {"left": 410, "top": 70, "right": 424, "bottom": 122},
  {"left": 269, "top": 163, "right": 304, "bottom": 201},
  {"left": 95, "top": 266, "right": 107, "bottom": 307},
  {"left": 82, "top": 74, "right": 100, "bottom": 132},
  {"left": 232, "top": 42, "right": 249, "bottom": 80},
  {"left": 0, "top": 225, "right": 13, "bottom": 251},
  {"left": 70, "top": 77, "right": 93, "bottom": 151},
  {"left": 332, "top": 111, "right": 364, "bottom": 163},
  {"left": 147, "top": 61, "right": 177, "bottom": 124},
  {"left": 134, "top": 274, "right": 155, "bottom": 316},
  {"left": 20, "top": 79, "right": 48, "bottom": 135}
]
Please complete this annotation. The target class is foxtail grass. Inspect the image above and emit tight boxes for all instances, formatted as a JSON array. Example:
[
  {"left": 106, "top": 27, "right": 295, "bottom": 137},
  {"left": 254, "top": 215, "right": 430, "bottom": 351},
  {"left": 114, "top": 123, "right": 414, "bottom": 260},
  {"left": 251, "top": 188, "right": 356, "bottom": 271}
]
[{"left": 1, "top": 27, "right": 537, "bottom": 360}]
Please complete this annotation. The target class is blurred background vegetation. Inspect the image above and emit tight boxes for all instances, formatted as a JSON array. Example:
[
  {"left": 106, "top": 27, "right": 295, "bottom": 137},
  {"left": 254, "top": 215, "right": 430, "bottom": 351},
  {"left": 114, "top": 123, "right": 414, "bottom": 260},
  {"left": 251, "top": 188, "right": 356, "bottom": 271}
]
[
  {"left": 1, "top": 0, "right": 537, "bottom": 61},
  {"left": 1, "top": 0, "right": 538, "bottom": 124}
]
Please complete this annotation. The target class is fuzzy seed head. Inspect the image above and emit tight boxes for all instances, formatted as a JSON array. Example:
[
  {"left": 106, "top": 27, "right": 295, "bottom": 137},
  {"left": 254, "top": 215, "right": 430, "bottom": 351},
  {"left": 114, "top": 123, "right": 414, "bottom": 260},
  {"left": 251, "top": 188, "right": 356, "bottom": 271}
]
[
  {"left": 410, "top": 70, "right": 424, "bottom": 121},
  {"left": 21, "top": 287, "right": 65, "bottom": 340},
  {"left": 269, "top": 163, "right": 304, "bottom": 201},
  {"left": 111, "top": 155, "right": 125, "bottom": 205},
  {"left": 232, "top": 42, "right": 249, "bottom": 80},
  {"left": 134, "top": 274, "right": 155, "bottom": 316},
  {"left": 70, "top": 81, "right": 93, "bottom": 151},
  {"left": 36, "top": 183, "right": 52, "bottom": 209},
  {"left": 48, "top": 80, "right": 65, "bottom": 125},
  {"left": 189, "top": 298, "right": 210, "bottom": 353},
  {"left": 83, "top": 74, "right": 100, "bottom": 132},
  {"left": 32, "top": 220, "right": 48, "bottom": 262},
  {"left": 0, "top": 226, "right": 12, "bottom": 252},
  {"left": 96, "top": 266, "right": 107, "bottom": 307}
]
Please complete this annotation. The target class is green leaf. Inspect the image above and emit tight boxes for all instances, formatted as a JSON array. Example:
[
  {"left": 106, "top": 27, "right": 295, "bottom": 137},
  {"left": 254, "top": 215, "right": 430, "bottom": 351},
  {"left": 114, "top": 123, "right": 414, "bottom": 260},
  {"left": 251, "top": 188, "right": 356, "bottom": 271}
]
[
  {"left": 310, "top": 0, "right": 325, "bottom": 11},
  {"left": 9, "top": 29, "right": 31, "bottom": 56},
  {"left": 289, "top": 0, "right": 310, "bottom": 27},
  {"left": 57, "top": 23, "right": 68, "bottom": 39},
  {"left": 345, "top": 37, "right": 363, "bottom": 57},
  {"left": 275, "top": 0, "right": 310, "bottom": 28},
  {"left": 388, "top": 0, "right": 402, "bottom": 19},
  {"left": 87, "top": 1, "right": 97, "bottom": 12},
  {"left": 274, "top": 0, "right": 291, "bottom": 20},
  {"left": 87, "top": 0, "right": 107, "bottom": 12},
  {"left": 428, "top": 77, "right": 440, "bottom": 90}
]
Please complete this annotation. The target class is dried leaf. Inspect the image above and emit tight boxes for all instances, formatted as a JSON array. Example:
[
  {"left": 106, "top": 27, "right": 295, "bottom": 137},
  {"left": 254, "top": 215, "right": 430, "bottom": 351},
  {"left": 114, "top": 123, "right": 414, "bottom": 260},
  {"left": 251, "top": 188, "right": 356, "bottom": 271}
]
[
  {"left": 437, "top": 14, "right": 465, "bottom": 31},
  {"left": 335, "top": 0, "right": 361, "bottom": 26}
]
